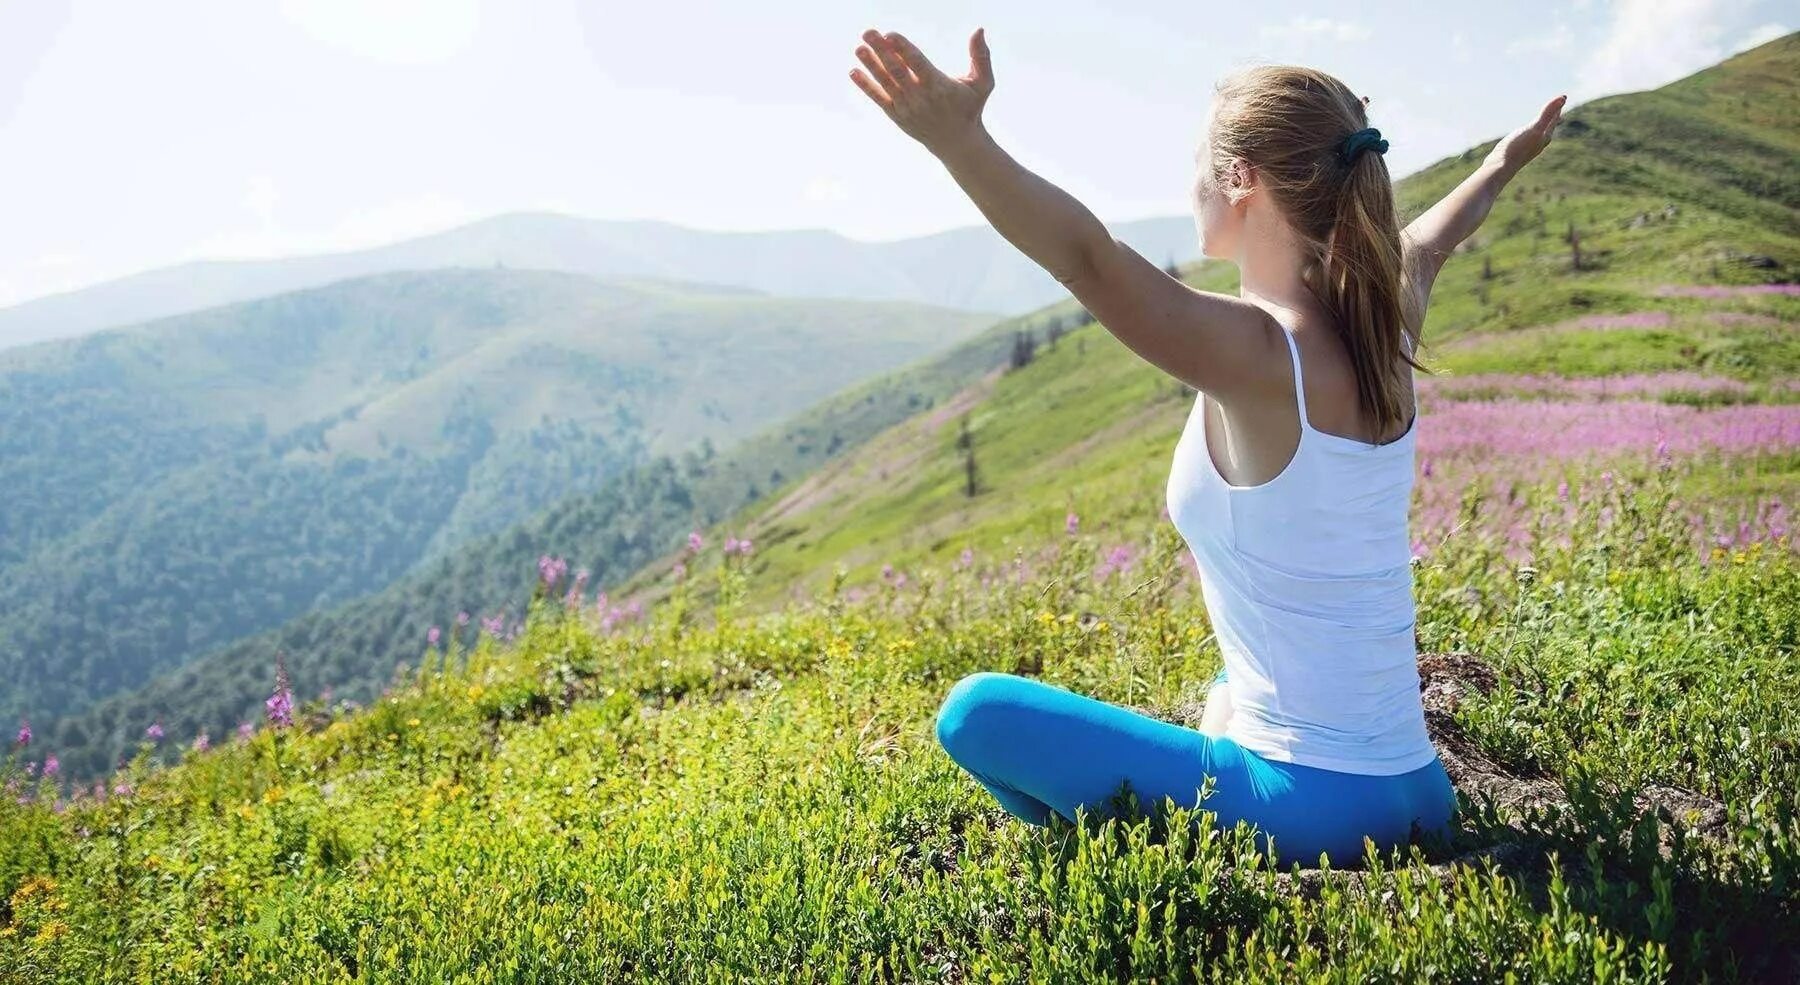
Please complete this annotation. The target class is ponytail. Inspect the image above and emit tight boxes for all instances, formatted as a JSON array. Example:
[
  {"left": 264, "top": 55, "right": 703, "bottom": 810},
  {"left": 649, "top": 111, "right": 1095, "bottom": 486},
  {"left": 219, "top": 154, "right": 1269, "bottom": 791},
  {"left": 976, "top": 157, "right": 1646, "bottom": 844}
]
[
  {"left": 1314, "top": 142, "right": 1421, "bottom": 438},
  {"left": 1209, "top": 67, "right": 1427, "bottom": 440}
]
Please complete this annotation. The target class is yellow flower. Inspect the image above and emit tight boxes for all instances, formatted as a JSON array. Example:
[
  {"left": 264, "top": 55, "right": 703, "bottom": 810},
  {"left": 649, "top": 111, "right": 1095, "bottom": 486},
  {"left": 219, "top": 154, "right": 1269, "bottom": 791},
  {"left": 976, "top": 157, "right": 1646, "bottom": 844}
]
[
  {"left": 1732, "top": 551, "right": 1746, "bottom": 564},
  {"left": 262, "top": 786, "right": 285, "bottom": 805},
  {"left": 467, "top": 684, "right": 485, "bottom": 700},
  {"left": 1036, "top": 609, "right": 1055, "bottom": 623},
  {"left": 236, "top": 803, "right": 256, "bottom": 820},
  {"left": 407, "top": 718, "right": 422, "bottom": 728},
  {"left": 11, "top": 875, "right": 54, "bottom": 904},
  {"left": 387, "top": 732, "right": 399, "bottom": 742},
  {"left": 1094, "top": 620, "right": 1109, "bottom": 632}
]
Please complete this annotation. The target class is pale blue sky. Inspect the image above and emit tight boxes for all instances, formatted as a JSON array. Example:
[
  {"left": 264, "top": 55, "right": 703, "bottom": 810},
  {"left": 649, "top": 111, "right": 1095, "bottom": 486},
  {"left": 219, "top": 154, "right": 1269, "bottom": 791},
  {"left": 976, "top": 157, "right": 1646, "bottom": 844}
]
[{"left": 0, "top": 0, "right": 1789, "bottom": 308}]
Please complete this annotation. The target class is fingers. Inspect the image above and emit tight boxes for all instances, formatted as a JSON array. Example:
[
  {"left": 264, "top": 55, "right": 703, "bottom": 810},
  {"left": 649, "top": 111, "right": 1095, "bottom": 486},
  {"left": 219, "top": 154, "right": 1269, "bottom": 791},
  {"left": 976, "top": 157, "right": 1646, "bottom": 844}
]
[
  {"left": 967, "top": 27, "right": 994, "bottom": 91},
  {"left": 882, "top": 31, "right": 940, "bottom": 85},
  {"left": 849, "top": 68, "right": 894, "bottom": 112},
  {"left": 855, "top": 34, "right": 906, "bottom": 95},
  {"left": 1536, "top": 94, "right": 1567, "bottom": 133}
]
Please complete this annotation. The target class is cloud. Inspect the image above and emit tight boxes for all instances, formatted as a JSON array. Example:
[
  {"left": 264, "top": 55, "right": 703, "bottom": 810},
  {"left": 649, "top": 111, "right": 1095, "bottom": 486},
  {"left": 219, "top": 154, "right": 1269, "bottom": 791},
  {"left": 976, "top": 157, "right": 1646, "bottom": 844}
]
[
  {"left": 1506, "top": 22, "right": 1576, "bottom": 56},
  {"left": 1732, "top": 22, "right": 1790, "bottom": 53},
  {"left": 1257, "top": 16, "right": 1372, "bottom": 46},
  {"left": 1449, "top": 32, "right": 1472, "bottom": 64},
  {"left": 1572, "top": 0, "right": 1745, "bottom": 101},
  {"left": 278, "top": 0, "right": 481, "bottom": 65},
  {"left": 802, "top": 176, "right": 849, "bottom": 205}
]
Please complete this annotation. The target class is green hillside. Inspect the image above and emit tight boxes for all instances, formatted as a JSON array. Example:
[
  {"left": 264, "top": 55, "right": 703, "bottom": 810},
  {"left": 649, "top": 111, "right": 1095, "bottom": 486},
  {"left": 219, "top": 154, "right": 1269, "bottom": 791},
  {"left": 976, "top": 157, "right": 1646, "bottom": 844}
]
[
  {"left": 612, "top": 34, "right": 1800, "bottom": 612},
  {"left": 31, "top": 305, "right": 1048, "bottom": 780},
  {"left": 0, "top": 268, "right": 993, "bottom": 734}
]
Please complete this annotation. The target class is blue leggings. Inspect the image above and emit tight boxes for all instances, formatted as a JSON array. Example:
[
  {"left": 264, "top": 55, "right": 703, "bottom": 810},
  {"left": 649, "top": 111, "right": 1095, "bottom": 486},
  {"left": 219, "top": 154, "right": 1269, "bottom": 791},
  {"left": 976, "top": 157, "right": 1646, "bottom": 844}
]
[{"left": 933, "top": 669, "right": 1457, "bottom": 868}]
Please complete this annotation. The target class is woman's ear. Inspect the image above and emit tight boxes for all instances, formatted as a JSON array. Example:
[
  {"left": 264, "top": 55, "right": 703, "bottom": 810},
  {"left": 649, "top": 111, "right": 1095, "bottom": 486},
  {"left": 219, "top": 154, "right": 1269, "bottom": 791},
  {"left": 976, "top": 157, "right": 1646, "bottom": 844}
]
[{"left": 1226, "top": 159, "right": 1254, "bottom": 205}]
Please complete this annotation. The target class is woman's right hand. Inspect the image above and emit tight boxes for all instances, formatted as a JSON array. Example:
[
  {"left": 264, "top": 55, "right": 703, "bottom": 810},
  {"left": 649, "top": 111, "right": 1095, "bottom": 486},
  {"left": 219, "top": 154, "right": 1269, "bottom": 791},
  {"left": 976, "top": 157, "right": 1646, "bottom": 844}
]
[
  {"left": 1484, "top": 94, "right": 1567, "bottom": 176},
  {"left": 849, "top": 28, "right": 995, "bottom": 157}
]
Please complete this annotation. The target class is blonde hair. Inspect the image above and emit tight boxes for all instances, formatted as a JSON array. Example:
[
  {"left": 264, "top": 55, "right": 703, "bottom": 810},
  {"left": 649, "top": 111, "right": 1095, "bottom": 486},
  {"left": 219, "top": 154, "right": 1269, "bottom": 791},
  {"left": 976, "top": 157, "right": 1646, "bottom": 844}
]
[{"left": 1206, "top": 65, "right": 1424, "bottom": 438}]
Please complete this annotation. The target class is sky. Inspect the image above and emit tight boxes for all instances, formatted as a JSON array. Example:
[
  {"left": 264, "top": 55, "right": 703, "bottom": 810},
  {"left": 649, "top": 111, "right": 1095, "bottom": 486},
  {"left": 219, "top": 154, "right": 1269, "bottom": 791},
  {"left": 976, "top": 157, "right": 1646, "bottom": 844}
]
[{"left": 0, "top": 0, "right": 1790, "bottom": 309}]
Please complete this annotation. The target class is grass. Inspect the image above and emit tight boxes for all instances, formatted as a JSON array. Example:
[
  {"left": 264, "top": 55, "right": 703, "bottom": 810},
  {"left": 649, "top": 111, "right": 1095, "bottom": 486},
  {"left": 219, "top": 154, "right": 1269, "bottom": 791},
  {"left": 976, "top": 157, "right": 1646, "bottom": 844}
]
[{"left": 2, "top": 454, "right": 1795, "bottom": 982}]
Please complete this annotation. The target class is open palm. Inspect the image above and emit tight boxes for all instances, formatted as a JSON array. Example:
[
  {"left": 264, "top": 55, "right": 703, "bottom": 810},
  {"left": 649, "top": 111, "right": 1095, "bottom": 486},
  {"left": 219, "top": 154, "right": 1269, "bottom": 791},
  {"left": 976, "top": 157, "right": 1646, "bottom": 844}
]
[
  {"left": 1487, "top": 94, "right": 1568, "bottom": 174},
  {"left": 848, "top": 27, "right": 994, "bottom": 152}
]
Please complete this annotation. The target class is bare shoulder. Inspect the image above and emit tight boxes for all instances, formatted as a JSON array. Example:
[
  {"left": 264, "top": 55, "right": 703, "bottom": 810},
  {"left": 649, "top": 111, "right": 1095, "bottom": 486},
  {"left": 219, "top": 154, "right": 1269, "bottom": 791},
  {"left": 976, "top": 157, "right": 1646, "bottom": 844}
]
[{"left": 1066, "top": 239, "right": 1291, "bottom": 404}]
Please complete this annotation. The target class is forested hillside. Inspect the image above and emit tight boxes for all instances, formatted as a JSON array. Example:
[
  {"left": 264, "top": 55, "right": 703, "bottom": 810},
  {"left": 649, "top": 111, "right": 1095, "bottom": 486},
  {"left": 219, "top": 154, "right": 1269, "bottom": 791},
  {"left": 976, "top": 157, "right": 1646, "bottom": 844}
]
[
  {"left": 0, "top": 268, "right": 992, "bottom": 737},
  {"left": 31, "top": 304, "right": 1046, "bottom": 779}
]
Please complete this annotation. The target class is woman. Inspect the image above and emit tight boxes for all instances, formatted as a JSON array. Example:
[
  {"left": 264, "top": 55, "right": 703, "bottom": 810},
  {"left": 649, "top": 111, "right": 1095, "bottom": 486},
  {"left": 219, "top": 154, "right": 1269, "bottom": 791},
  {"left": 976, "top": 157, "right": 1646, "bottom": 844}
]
[{"left": 849, "top": 27, "right": 1565, "bottom": 868}]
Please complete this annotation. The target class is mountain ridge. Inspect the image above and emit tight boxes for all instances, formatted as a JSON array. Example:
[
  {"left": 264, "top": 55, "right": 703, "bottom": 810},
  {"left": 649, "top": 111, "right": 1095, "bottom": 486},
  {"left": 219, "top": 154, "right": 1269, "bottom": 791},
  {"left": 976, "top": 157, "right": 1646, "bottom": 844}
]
[{"left": 0, "top": 212, "right": 1203, "bottom": 351}]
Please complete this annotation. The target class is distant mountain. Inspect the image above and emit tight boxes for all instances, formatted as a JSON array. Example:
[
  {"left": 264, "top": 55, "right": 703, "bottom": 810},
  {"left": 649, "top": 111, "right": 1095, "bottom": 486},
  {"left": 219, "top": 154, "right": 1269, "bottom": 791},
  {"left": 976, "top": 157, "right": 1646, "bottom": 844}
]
[
  {"left": 0, "top": 212, "right": 1203, "bottom": 350},
  {"left": 0, "top": 267, "right": 994, "bottom": 732}
]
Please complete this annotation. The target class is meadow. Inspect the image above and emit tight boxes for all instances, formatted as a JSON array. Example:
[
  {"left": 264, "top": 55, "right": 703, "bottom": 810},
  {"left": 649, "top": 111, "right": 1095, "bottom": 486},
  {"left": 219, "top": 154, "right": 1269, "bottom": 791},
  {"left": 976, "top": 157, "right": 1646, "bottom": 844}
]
[{"left": 2, "top": 364, "right": 1795, "bottom": 981}]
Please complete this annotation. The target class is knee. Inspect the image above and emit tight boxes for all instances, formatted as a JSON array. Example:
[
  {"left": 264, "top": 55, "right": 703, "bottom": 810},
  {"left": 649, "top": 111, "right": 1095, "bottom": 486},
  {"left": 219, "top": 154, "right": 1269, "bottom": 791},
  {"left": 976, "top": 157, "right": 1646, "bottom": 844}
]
[{"left": 934, "top": 672, "right": 1016, "bottom": 758}]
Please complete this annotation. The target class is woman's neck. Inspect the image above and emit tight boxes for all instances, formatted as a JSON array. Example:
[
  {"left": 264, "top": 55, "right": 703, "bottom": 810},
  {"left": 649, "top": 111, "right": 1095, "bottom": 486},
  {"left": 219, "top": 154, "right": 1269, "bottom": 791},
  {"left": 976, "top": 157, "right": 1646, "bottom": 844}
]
[{"left": 1235, "top": 223, "right": 1321, "bottom": 320}]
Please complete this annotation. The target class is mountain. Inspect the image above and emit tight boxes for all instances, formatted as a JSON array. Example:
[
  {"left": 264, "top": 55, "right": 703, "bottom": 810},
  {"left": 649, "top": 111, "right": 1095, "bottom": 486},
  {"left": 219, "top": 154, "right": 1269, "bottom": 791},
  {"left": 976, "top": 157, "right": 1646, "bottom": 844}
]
[
  {"left": 35, "top": 32, "right": 1800, "bottom": 779},
  {"left": 0, "top": 267, "right": 994, "bottom": 735},
  {"left": 0, "top": 212, "right": 1204, "bottom": 351},
  {"left": 34, "top": 304, "right": 1044, "bottom": 778}
]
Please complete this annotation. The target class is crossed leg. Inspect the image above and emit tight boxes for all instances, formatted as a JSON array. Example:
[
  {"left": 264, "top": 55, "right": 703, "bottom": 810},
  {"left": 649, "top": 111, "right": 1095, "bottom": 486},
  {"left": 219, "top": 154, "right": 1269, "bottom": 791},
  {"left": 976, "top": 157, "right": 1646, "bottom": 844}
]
[
  {"left": 933, "top": 671, "right": 1256, "bottom": 829},
  {"left": 932, "top": 669, "right": 1459, "bottom": 868}
]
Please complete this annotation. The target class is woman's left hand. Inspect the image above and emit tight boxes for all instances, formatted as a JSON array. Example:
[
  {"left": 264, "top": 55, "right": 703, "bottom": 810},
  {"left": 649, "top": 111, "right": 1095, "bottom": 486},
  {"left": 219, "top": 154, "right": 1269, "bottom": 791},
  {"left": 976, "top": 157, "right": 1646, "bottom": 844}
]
[
  {"left": 849, "top": 28, "right": 994, "bottom": 155},
  {"left": 1483, "top": 94, "right": 1567, "bottom": 177}
]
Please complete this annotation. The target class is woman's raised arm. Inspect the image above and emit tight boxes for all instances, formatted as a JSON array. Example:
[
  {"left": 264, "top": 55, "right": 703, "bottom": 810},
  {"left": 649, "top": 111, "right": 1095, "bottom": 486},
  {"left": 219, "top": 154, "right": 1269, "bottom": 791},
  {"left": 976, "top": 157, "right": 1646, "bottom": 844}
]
[
  {"left": 1400, "top": 94, "right": 1567, "bottom": 335},
  {"left": 849, "top": 27, "right": 1280, "bottom": 401}
]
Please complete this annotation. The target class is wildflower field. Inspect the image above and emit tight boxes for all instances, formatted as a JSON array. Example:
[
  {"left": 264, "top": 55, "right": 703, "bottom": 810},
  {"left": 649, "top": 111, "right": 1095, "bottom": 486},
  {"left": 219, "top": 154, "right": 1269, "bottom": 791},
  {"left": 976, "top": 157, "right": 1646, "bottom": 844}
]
[{"left": 2, "top": 405, "right": 1796, "bottom": 980}]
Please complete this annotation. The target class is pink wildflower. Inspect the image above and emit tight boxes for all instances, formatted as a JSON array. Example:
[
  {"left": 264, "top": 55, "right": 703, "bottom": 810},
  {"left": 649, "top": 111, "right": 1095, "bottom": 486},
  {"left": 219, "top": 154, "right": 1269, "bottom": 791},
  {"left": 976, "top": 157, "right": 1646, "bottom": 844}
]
[{"left": 266, "top": 653, "right": 295, "bottom": 728}]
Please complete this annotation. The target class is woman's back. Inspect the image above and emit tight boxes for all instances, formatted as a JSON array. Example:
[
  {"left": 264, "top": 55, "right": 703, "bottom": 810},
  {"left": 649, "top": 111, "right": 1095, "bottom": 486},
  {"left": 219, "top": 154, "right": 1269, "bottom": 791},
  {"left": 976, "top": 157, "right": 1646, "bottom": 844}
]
[{"left": 1166, "top": 319, "right": 1435, "bottom": 776}]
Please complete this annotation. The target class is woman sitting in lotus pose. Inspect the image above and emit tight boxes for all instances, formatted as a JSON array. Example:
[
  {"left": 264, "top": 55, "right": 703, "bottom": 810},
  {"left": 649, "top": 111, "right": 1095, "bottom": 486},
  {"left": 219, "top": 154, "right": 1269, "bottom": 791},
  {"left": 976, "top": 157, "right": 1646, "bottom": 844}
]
[{"left": 848, "top": 26, "right": 1564, "bottom": 867}]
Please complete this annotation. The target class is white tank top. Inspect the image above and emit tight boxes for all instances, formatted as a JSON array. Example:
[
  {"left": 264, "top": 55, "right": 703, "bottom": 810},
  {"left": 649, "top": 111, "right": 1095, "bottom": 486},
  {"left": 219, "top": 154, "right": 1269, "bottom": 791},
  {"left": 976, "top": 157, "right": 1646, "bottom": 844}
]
[{"left": 1165, "top": 319, "right": 1437, "bottom": 775}]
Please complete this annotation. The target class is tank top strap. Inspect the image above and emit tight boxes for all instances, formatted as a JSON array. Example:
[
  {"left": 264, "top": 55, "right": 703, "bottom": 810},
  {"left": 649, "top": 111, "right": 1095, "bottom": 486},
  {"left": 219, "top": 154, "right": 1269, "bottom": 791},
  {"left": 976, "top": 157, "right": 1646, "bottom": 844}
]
[{"left": 1275, "top": 321, "right": 1310, "bottom": 426}]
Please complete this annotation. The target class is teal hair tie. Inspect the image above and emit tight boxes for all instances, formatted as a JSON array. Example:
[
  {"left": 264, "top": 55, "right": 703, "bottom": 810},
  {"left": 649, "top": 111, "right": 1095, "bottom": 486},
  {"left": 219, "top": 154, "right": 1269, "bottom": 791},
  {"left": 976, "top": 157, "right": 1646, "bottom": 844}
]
[{"left": 1338, "top": 127, "right": 1389, "bottom": 166}]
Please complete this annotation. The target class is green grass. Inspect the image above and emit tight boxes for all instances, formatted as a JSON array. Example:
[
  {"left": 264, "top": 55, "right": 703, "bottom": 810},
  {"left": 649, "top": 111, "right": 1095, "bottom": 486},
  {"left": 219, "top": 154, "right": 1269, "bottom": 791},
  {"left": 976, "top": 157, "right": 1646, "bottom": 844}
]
[
  {"left": 1434, "top": 315, "right": 1800, "bottom": 384},
  {"left": 2, "top": 459, "right": 1795, "bottom": 981}
]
